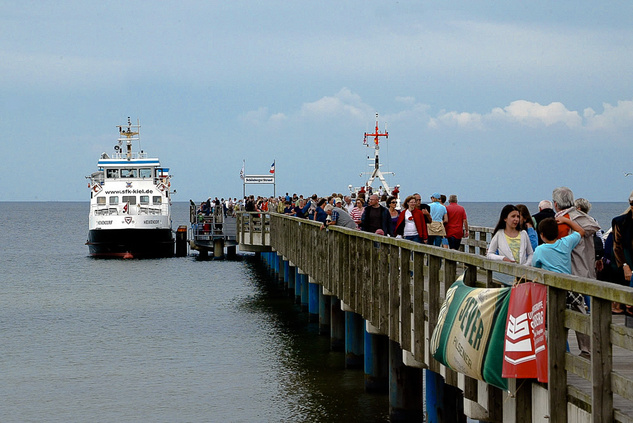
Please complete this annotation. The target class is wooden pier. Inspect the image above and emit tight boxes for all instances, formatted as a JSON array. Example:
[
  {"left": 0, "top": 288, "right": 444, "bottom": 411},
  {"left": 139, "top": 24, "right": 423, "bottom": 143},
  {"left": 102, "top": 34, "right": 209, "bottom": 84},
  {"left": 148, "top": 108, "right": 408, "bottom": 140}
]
[{"left": 236, "top": 211, "right": 633, "bottom": 422}]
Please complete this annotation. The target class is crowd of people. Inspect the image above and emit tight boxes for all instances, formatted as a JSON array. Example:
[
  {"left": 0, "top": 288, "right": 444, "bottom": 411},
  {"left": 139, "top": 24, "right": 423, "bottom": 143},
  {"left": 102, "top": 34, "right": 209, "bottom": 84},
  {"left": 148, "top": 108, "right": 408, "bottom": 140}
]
[
  {"left": 198, "top": 187, "right": 633, "bottom": 359},
  {"left": 197, "top": 189, "right": 633, "bottom": 303},
  {"left": 485, "top": 186, "right": 633, "bottom": 359},
  {"left": 232, "top": 190, "right": 469, "bottom": 251},
  {"left": 195, "top": 197, "right": 241, "bottom": 220}
]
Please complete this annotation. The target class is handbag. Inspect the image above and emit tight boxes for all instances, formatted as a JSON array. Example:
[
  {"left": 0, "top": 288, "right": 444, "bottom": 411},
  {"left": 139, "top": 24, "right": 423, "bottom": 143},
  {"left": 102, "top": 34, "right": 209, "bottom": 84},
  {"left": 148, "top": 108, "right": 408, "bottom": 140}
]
[{"left": 428, "top": 221, "right": 446, "bottom": 237}]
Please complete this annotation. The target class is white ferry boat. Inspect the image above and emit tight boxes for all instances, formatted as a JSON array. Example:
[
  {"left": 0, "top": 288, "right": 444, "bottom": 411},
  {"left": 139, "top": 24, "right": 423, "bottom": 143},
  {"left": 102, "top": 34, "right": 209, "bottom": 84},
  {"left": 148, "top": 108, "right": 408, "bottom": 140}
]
[{"left": 86, "top": 118, "right": 174, "bottom": 258}]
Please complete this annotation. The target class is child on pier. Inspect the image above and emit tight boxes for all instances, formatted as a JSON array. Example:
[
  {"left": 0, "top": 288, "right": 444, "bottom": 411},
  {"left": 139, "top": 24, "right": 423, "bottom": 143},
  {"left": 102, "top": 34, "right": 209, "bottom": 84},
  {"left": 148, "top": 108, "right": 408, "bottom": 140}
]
[
  {"left": 532, "top": 216, "right": 590, "bottom": 359},
  {"left": 487, "top": 204, "right": 533, "bottom": 265},
  {"left": 532, "top": 217, "right": 585, "bottom": 274}
]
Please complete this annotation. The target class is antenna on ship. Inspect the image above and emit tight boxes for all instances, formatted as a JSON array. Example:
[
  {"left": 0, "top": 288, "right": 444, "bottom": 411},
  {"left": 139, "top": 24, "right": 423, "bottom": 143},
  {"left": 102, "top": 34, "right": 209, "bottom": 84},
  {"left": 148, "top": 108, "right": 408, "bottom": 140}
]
[
  {"left": 115, "top": 117, "right": 140, "bottom": 160},
  {"left": 364, "top": 112, "right": 388, "bottom": 147}
]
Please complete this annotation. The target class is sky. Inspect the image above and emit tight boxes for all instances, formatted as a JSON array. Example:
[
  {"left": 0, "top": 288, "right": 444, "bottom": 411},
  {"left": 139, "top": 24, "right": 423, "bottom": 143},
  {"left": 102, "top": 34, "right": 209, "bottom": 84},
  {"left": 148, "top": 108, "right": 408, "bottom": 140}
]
[{"left": 2, "top": 1, "right": 633, "bottom": 203}]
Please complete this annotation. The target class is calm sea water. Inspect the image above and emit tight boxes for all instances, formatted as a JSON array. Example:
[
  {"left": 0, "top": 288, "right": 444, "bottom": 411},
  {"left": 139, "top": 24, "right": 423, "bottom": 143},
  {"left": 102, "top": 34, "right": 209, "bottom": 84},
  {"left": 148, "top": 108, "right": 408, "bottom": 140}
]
[
  {"left": 0, "top": 201, "right": 626, "bottom": 422},
  {"left": 0, "top": 202, "right": 390, "bottom": 423}
]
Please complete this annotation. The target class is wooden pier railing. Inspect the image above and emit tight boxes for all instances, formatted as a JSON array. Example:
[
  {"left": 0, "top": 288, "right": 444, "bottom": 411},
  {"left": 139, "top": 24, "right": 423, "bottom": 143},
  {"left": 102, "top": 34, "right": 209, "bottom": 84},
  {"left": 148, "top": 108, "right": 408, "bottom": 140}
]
[
  {"left": 237, "top": 211, "right": 633, "bottom": 423},
  {"left": 235, "top": 212, "right": 270, "bottom": 252}
]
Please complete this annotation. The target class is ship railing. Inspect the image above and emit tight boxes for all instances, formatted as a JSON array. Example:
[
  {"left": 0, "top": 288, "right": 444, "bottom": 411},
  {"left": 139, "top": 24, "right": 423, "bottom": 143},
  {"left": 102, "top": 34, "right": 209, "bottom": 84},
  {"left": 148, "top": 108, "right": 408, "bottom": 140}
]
[
  {"left": 138, "top": 206, "right": 162, "bottom": 215},
  {"left": 190, "top": 213, "right": 228, "bottom": 240},
  {"left": 94, "top": 207, "right": 119, "bottom": 216},
  {"left": 88, "top": 171, "right": 104, "bottom": 184},
  {"left": 110, "top": 151, "right": 148, "bottom": 160},
  {"left": 94, "top": 206, "right": 167, "bottom": 216}
]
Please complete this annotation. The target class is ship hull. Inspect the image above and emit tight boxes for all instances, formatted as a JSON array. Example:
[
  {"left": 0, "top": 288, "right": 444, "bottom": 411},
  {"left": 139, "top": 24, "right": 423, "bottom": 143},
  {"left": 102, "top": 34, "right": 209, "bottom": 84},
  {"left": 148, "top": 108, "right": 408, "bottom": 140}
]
[{"left": 87, "top": 228, "right": 174, "bottom": 258}]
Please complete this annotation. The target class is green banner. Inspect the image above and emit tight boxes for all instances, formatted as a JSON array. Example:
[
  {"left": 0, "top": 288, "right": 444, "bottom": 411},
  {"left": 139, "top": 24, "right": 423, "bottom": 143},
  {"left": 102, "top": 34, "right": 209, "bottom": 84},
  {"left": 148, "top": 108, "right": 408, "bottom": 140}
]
[{"left": 430, "top": 273, "right": 511, "bottom": 391}]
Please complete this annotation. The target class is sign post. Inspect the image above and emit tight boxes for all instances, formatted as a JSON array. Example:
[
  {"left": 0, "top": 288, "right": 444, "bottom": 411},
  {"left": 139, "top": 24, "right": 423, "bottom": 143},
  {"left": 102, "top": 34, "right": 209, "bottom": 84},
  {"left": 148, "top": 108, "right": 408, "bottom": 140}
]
[{"left": 241, "top": 160, "right": 276, "bottom": 198}]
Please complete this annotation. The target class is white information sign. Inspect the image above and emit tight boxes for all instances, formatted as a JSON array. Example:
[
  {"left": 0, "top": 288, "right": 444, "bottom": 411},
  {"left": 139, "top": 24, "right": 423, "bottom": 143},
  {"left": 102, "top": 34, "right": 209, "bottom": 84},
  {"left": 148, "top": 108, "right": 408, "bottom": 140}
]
[{"left": 244, "top": 175, "right": 275, "bottom": 184}]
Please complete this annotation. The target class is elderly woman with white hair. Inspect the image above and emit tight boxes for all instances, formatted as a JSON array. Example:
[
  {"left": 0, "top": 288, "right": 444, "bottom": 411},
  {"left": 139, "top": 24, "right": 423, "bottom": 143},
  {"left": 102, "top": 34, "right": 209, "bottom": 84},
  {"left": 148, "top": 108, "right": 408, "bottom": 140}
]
[
  {"left": 574, "top": 198, "right": 592, "bottom": 214},
  {"left": 533, "top": 199, "right": 556, "bottom": 245},
  {"left": 552, "top": 187, "right": 601, "bottom": 279}
]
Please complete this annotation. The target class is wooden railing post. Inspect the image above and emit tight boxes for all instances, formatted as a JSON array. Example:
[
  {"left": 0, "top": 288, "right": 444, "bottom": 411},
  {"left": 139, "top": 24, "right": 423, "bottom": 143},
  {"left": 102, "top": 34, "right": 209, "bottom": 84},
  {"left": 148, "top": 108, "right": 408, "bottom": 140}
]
[
  {"left": 400, "top": 246, "right": 410, "bottom": 350},
  {"left": 591, "top": 297, "right": 613, "bottom": 423},
  {"left": 443, "top": 259, "right": 458, "bottom": 387},
  {"left": 248, "top": 213, "right": 254, "bottom": 245},
  {"left": 479, "top": 230, "right": 487, "bottom": 256},
  {"left": 427, "top": 255, "right": 442, "bottom": 374},
  {"left": 384, "top": 242, "right": 397, "bottom": 335},
  {"left": 548, "top": 286, "right": 567, "bottom": 423},
  {"left": 412, "top": 251, "right": 425, "bottom": 363}
]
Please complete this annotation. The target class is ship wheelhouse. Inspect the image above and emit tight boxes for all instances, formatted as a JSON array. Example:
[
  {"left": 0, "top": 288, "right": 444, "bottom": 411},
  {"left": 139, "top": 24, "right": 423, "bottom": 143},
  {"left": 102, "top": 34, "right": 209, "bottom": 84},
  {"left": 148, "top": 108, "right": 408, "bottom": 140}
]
[{"left": 89, "top": 158, "right": 171, "bottom": 218}]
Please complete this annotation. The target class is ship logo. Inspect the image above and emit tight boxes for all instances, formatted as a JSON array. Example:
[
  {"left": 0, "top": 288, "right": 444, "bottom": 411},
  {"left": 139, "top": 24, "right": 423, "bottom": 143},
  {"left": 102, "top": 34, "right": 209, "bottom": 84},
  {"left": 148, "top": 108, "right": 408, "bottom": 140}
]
[
  {"left": 126, "top": 182, "right": 132, "bottom": 188},
  {"left": 125, "top": 217, "right": 133, "bottom": 224}
]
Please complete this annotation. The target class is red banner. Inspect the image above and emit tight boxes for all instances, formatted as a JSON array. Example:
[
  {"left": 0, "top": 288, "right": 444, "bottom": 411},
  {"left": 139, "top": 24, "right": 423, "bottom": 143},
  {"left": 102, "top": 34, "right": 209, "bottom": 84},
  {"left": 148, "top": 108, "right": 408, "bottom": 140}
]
[{"left": 502, "top": 282, "right": 548, "bottom": 382}]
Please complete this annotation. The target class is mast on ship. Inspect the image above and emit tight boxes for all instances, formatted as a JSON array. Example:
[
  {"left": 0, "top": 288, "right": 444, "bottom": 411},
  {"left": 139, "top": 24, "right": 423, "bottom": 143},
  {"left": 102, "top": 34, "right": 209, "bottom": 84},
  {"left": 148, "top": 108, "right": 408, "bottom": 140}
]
[
  {"left": 116, "top": 117, "right": 140, "bottom": 160},
  {"left": 362, "top": 113, "right": 395, "bottom": 194}
]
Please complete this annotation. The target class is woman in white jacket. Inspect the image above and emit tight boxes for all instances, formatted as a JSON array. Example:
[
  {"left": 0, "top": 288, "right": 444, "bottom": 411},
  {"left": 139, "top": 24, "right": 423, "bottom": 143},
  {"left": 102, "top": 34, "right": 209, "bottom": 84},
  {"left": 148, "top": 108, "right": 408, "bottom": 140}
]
[{"left": 487, "top": 204, "right": 533, "bottom": 265}]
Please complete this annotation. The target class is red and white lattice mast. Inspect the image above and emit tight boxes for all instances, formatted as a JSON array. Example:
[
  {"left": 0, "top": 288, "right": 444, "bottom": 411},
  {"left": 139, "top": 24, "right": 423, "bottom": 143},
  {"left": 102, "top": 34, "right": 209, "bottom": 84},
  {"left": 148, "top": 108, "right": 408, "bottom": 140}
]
[{"left": 361, "top": 113, "right": 396, "bottom": 196}]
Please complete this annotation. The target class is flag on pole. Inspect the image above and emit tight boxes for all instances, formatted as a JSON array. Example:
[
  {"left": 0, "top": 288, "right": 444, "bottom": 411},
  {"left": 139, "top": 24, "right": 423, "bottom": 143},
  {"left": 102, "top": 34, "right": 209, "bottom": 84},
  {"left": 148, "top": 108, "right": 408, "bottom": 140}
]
[
  {"left": 240, "top": 161, "right": 245, "bottom": 180},
  {"left": 269, "top": 161, "right": 275, "bottom": 174}
]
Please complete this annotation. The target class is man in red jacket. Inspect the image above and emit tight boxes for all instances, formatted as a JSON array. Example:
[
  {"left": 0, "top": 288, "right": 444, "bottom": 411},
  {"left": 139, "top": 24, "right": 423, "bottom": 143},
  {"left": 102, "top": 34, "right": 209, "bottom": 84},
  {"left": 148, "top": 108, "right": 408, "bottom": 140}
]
[{"left": 445, "top": 194, "right": 469, "bottom": 250}]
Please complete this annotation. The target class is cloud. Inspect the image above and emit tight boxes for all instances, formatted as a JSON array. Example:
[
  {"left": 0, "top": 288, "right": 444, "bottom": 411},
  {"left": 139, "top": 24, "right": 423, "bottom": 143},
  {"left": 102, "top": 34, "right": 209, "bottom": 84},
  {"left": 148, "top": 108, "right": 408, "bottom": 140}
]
[
  {"left": 429, "top": 99, "right": 633, "bottom": 131},
  {"left": 270, "top": 113, "right": 288, "bottom": 122},
  {"left": 431, "top": 101, "right": 580, "bottom": 129},
  {"left": 584, "top": 100, "right": 633, "bottom": 131},
  {"left": 241, "top": 88, "right": 373, "bottom": 126},
  {"left": 299, "top": 88, "right": 371, "bottom": 120},
  {"left": 429, "top": 111, "right": 484, "bottom": 129},
  {"left": 492, "top": 100, "right": 582, "bottom": 128},
  {"left": 242, "top": 90, "right": 633, "bottom": 139},
  {"left": 239, "top": 107, "right": 271, "bottom": 126}
]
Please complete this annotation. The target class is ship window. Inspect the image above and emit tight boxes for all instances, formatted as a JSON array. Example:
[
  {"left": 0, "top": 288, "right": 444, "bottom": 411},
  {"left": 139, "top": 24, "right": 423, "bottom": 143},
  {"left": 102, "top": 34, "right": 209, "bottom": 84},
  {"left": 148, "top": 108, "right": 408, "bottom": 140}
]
[
  {"left": 140, "top": 195, "right": 149, "bottom": 205},
  {"left": 97, "top": 197, "right": 106, "bottom": 205},
  {"left": 122, "top": 196, "right": 136, "bottom": 205},
  {"left": 140, "top": 168, "right": 152, "bottom": 178},
  {"left": 121, "top": 169, "right": 138, "bottom": 178},
  {"left": 106, "top": 169, "right": 119, "bottom": 178},
  {"left": 153, "top": 196, "right": 162, "bottom": 205},
  {"left": 109, "top": 196, "right": 119, "bottom": 205}
]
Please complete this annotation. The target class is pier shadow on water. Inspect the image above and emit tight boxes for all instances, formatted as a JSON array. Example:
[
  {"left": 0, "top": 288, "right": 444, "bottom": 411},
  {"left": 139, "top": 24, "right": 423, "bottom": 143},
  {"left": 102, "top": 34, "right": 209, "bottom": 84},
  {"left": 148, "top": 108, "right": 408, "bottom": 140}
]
[{"left": 239, "top": 255, "right": 391, "bottom": 423}]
